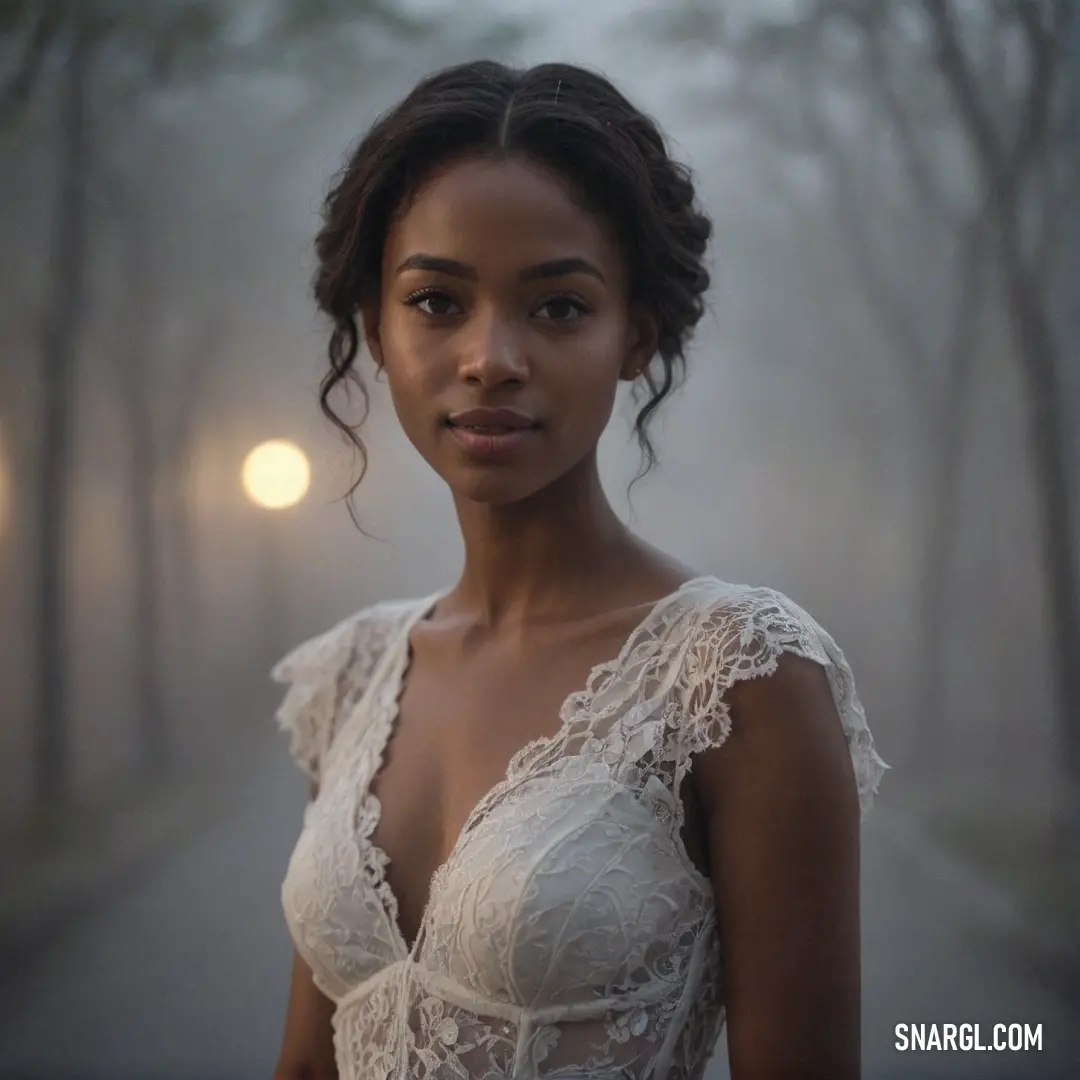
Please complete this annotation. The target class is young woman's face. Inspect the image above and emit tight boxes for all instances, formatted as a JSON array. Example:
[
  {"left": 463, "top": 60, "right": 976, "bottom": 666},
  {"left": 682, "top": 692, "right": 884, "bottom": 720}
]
[{"left": 367, "top": 156, "right": 654, "bottom": 505}]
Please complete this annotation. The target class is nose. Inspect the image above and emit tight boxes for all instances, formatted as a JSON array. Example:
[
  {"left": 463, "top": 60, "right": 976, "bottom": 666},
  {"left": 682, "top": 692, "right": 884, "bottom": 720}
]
[{"left": 457, "top": 309, "right": 529, "bottom": 388}]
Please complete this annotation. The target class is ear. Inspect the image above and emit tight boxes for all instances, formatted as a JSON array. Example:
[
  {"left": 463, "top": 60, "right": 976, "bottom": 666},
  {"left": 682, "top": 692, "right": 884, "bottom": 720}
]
[
  {"left": 619, "top": 312, "right": 658, "bottom": 382},
  {"left": 361, "top": 300, "right": 385, "bottom": 369}
]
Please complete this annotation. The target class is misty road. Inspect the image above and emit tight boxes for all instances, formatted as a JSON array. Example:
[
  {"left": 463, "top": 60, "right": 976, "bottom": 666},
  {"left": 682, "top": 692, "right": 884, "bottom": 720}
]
[{"left": 0, "top": 730, "right": 1075, "bottom": 1080}]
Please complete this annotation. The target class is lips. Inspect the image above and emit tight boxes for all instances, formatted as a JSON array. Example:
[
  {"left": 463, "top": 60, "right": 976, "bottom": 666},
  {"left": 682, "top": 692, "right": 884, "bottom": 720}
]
[
  {"left": 446, "top": 408, "right": 539, "bottom": 433},
  {"left": 445, "top": 408, "right": 540, "bottom": 457}
]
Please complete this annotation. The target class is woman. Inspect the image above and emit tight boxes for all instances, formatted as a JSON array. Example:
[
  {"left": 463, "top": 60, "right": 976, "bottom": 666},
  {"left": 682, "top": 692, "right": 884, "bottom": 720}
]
[{"left": 271, "top": 60, "right": 887, "bottom": 1080}]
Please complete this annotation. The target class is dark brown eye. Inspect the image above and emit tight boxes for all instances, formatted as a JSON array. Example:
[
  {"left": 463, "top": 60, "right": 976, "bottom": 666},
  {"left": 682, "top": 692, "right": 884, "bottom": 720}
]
[
  {"left": 405, "top": 289, "right": 462, "bottom": 317},
  {"left": 536, "top": 296, "right": 588, "bottom": 323}
]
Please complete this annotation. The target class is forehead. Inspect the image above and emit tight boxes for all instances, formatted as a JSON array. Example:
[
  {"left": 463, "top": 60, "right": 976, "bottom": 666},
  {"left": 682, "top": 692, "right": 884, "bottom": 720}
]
[{"left": 384, "top": 156, "right": 622, "bottom": 276}]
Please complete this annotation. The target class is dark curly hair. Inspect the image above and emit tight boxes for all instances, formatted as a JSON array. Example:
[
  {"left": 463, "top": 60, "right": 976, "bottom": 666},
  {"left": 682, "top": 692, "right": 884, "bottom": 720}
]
[{"left": 313, "top": 60, "right": 712, "bottom": 516}]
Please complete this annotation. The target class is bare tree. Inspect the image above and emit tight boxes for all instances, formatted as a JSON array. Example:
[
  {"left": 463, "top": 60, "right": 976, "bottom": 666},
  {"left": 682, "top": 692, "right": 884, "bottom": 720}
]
[
  {"left": 0, "top": 0, "right": 524, "bottom": 809},
  {"left": 657, "top": 0, "right": 1078, "bottom": 794},
  {"left": 34, "top": 12, "right": 93, "bottom": 809},
  {"left": 920, "top": 0, "right": 1080, "bottom": 800},
  {"left": 102, "top": 183, "right": 172, "bottom": 774},
  {"left": 161, "top": 311, "right": 226, "bottom": 681},
  {"left": 0, "top": 0, "right": 252, "bottom": 807},
  {"left": 98, "top": 158, "right": 233, "bottom": 774}
]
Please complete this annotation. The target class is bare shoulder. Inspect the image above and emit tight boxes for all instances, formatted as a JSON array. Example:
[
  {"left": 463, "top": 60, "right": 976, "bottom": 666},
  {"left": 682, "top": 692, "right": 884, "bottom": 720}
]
[
  {"left": 677, "top": 577, "right": 887, "bottom": 818},
  {"left": 681, "top": 581, "right": 867, "bottom": 1080},
  {"left": 691, "top": 649, "right": 860, "bottom": 822}
]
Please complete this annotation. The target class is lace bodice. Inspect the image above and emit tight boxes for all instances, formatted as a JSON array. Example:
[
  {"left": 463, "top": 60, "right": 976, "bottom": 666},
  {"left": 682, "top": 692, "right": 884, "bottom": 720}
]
[{"left": 272, "top": 577, "right": 887, "bottom": 1080}]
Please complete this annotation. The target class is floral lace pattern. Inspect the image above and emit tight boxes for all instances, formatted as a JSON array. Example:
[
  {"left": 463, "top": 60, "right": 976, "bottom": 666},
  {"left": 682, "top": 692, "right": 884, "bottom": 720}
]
[
  {"left": 271, "top": 599, "right": 416, "bottom": 784},
  {"left": 273, "top": 577, "right": 887, "bottom": 1079}
]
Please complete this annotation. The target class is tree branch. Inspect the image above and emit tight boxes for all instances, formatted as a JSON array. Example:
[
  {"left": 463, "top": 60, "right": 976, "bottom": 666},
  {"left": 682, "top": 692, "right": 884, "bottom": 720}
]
[
  {"left": 164, "top": 311, "right": 225, "bottom": 468},
  {"left": 793, "top": 61, "right": 937, "bottom": 398},
  {"left": 0, "top": 2, "right": 59, "bottom": 127},
  {"left": 855, "top": 8, "right": 962, "bottom": 226},
  {"left": 719, "top": 14, "right": 939, "bottom": 399},
  {"left": 1032, "top": 147, "right": 1079, "bottom": 288},
  {"left": 1007, "top": 0, "right": 1063, "bottom": 189},
  {"left": 926, "top": 0, "right": 1066, "bottom": 212},
  {"left": 922, "top": 0, "right": 1008, "bottom": 187}
]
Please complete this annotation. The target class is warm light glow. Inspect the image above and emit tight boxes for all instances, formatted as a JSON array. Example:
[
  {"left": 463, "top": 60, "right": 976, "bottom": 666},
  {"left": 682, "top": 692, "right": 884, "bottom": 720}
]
[{"left": 241, "top": 439, "right": 311, "bottom": 510}]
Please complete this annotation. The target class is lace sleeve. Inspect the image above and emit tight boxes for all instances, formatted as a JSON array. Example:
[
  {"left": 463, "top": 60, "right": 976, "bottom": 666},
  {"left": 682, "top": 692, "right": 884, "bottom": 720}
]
[
  {"left": 671, "top": 585, "right": 888, "bottom": 818},
  {"left": 270, "top": 604, "right": 400, "bottom": 785}
]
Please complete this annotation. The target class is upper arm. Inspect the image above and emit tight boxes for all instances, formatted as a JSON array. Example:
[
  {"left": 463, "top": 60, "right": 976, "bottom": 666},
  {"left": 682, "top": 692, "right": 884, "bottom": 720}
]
[
  {"left": 273, "top": 781, "right": 338, "bottom": 1080},
  {"left": 274, "top": 947, "right": 339, "bottom": 1080},
  {"left": 693, "top": 652, "right": 862, "bottom": 1080},
  {"left": 269, "top": 605, "right": 408, "bottom": 1075}
]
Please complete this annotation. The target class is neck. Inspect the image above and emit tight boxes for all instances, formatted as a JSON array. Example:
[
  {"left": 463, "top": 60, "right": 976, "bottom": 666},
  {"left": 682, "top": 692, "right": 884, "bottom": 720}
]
[{"left": 448, "top": 452, "right": 641, "bottom": 626}]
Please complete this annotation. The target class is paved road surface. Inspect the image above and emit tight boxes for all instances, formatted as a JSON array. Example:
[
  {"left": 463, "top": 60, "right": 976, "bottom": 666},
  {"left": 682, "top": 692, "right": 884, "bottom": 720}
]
[{"left": 0, "top": 731, "right": 1075, "bottom": 1080}]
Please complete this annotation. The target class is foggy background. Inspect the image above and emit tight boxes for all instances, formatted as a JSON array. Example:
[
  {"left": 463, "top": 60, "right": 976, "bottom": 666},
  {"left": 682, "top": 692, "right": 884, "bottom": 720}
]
[{"left": 1, "top": 1, "right": 1078, "bottom": 1078}]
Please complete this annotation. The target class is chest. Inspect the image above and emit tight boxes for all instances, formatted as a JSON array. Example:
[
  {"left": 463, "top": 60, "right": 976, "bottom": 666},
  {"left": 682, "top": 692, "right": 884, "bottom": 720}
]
[
  {"left": 286, "top": 749, "right": 715, "bottom": 1007},
  {"left": 369, "top": 622, "right": 640, "bottom": 944},
  {"left": 282, "top": 594, "right": 723, "bottom": 1004}
]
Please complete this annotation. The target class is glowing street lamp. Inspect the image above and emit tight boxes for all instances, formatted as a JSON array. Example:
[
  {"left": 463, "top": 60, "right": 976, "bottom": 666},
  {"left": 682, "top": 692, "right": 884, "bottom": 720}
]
[
  {"left": 241, "top": 439, "right": 311, "bottom": 662},
  {"left": 242, "top": 439, "right": 310, "bottom": 511}
]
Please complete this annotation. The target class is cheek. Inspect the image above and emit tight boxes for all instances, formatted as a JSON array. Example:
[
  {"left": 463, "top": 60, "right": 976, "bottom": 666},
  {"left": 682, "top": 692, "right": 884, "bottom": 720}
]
[
  {"left": 552, "top": 325, "right": 626, "bottom": 429},
  {"left": 378, "top": 315, "right": 445, "bottom": 423},
  {"left": 384, "top": 358, "right": 438, "bottom": 444}
]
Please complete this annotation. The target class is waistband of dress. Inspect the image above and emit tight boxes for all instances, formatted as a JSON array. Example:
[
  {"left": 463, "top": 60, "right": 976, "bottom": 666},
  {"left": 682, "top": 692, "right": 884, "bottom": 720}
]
[{"left": 332, "top": 959, "right": 677, "bottom": 1026}]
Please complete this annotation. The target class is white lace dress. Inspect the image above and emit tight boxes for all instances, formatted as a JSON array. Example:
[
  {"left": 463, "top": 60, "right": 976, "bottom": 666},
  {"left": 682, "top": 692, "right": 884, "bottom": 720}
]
[{"left": 272, "top": 576, "right": 887, "bottom": 1080}]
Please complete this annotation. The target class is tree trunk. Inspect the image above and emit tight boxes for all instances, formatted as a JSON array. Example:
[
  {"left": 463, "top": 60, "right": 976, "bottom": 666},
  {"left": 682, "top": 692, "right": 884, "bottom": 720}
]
[
  {"left": 160, "top": 316, "right": 223, "bottom": 726},
  {"left": 168, "top": 460, "right": 198, "bottom": 681},
  {"left": 33, "top": 21, "right": 92, "bottom": 811},
  {"left": 1002, "top": 218, "right": 1080, "bottom": 814},
  {"left": 161, "top": 421, "right": 200, "bottom": 742},
  {"left": 915, "top": 221, "right": 989, "bottom": 777},
  {"left": 114, "top": 235, "right": 170, "bottom": 775},
  {"left": 127, "top": 373, "right": 169, "bottom": 774},
  {"left": 915, "top": 403, "right": 965, "bottom": 776},
  {"left": 259, "top": 512, "right": 286, "bottom": 671}
]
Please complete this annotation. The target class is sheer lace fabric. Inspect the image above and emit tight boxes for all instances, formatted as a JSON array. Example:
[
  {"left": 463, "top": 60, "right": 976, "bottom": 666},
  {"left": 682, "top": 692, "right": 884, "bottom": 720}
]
[{"left": 273, "top": 577, "right": 887, "bottom": 1080}]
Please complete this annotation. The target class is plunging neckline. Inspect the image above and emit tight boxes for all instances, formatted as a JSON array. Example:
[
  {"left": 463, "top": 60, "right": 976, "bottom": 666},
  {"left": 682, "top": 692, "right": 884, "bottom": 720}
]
[{"left": 360, "top": 575, "right": 712, "bottom": 957}]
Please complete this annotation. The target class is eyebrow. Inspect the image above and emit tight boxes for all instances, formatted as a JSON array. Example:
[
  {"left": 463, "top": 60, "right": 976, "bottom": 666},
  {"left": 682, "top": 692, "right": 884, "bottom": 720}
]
[{"left": 394, "top": 254, "right": 606, "bottom": 284}]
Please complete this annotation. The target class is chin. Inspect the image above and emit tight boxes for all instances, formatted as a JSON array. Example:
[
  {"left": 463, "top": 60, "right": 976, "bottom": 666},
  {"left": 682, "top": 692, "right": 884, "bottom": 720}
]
[
  {"left": 450, "top": 476, "right": 545, "bottom": 506},
  {"left": 443, "top": 465, "right": 556, "bottom": 507}
]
